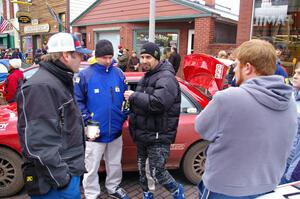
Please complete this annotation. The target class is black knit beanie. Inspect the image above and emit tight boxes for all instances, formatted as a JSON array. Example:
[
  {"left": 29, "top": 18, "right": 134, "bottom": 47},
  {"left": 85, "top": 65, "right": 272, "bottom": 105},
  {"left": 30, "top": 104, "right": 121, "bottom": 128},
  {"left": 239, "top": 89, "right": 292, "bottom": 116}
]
[
  {"left": 140, "top": 42, "right": 160, "bottom": 60},
  {"left": 95, "top": 39, "right": 114, "bottom": 57}
]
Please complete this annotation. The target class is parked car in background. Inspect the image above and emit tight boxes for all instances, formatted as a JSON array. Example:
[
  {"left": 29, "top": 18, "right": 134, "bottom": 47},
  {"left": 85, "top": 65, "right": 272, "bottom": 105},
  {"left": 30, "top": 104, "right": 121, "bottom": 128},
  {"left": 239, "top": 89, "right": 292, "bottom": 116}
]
[{"left": 0, "top": 54, "right": 228, "bottom": 197}]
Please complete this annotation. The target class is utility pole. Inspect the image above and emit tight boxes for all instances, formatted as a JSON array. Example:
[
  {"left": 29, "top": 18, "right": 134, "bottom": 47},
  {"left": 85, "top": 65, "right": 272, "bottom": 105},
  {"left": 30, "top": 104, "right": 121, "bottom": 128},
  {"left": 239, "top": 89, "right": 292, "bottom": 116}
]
[{"left": 149, "top": 0, "right": 155, "bottom": 42}]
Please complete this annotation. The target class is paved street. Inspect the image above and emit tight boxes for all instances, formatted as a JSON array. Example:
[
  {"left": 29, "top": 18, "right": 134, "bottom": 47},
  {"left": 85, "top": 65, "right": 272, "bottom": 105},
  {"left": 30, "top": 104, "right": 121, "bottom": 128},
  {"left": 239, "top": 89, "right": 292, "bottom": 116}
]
[{"left": 5, "top": 170, "right": 198, "bottom": 199}]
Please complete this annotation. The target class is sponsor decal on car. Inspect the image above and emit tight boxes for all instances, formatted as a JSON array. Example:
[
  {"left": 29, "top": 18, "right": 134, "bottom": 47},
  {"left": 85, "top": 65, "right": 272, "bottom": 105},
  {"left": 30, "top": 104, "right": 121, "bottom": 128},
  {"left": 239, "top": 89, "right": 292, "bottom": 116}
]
[
  {"left": 0, "top": 123, "right": 8, "bottom": 130},
  {"left": 170, "top": 144, "right": 185, "bottom": 150},
  {"left": 215, "top": 64, "right": 224, "bottom": 79}
]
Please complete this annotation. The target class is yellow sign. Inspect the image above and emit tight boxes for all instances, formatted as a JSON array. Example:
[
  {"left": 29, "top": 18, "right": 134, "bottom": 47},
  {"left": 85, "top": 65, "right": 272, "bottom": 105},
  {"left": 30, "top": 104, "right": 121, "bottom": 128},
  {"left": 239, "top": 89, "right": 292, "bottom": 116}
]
[
  {"left": 24, "top": 24, "right": 50, "bottom": 34},
  {"left": 11, "top": 0, "right": 32, "bottom": 6}
]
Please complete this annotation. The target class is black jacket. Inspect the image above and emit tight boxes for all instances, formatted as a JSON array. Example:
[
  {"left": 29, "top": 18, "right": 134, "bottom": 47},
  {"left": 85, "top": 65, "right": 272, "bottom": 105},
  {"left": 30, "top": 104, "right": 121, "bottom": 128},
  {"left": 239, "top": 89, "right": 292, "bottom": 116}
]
[
  {"left": 128, "top": 61, "right": 181, "bottom": 144},
  {"left": 169, "top": 52, "right": 181, "bottom": 74},
  {"left": 17, "top": 60, "right": 85, "bottom": 194}
]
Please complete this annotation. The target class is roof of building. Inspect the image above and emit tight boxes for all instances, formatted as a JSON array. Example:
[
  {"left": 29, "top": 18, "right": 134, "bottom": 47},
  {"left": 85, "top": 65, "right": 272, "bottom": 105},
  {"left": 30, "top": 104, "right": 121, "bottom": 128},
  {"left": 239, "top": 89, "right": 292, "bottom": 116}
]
[{"left": 71, "top": 0, "right": 238, "bottom": 26}]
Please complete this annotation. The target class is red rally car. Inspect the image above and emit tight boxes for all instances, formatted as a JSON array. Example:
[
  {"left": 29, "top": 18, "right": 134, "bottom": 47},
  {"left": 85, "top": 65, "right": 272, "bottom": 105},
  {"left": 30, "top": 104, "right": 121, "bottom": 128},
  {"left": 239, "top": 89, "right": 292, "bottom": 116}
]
[{"left": 0, "top": 54, "right": 228, "bottom": 197}]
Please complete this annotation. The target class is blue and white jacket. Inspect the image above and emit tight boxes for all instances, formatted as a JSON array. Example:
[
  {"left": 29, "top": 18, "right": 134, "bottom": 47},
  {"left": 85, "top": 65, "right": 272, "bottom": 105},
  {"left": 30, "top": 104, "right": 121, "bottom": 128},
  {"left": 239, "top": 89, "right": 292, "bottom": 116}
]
[
  {"left": 74, "top": 63, "right": 128, "bottom": 143},
  {"left": 284, "top": 90, "right": 300, "bottom": 182}
]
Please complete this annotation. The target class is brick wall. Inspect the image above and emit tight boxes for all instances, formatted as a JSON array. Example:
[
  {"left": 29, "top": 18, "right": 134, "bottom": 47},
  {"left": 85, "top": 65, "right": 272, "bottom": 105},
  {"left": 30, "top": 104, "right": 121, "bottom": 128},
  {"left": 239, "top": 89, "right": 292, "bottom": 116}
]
[
  {"left": 2, "top": 0, "right": 7, "bottom": 19},
  {"left": 78, "top": 21, "right": 194, "bottom": 78},
  {"left": 194, "top": 17, "right": 215, "bottom": 54},
  {"left": 78, "top": 17, "right": 238, "bottom": 78},
  {"left": 236, "top": 0, "right": 253, "bottom": 45},
  {"left": 9, "top": 1, "right": 13, "bottom": 19}
]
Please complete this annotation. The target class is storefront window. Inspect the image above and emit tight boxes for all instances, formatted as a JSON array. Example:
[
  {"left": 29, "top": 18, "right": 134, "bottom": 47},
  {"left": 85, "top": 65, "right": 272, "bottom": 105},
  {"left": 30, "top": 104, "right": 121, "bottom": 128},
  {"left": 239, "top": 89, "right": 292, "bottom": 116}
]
[
  {"left": 22, "top": 36, "right": 33, "bottom": 64},
  {"left": 59, "top": 13, "right": 66, "bottom": 32},
  {"left": 135, "top": 30, "right": 179, "bottom": 57},
  {"left": 252, "top": 0, "right": 300, "bottom": 76}
]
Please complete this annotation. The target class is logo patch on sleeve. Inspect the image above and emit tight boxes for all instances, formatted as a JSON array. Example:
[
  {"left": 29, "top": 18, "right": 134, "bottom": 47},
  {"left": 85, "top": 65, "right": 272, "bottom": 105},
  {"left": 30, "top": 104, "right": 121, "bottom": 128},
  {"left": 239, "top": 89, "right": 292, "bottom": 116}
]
[
  {"left": 75, "top": 77, "right": 80, "bottom": 83},
  {"left": 94, "top": 89, "right": 100, "bottom": 94},
  {"left": 115, "top": 86, "right": 120, "bottom": 92}
]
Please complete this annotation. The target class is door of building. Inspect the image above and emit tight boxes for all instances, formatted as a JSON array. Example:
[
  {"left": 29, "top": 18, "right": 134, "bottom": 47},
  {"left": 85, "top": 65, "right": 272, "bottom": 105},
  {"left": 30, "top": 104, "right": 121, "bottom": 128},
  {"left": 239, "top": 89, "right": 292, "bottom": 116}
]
[
  {"left": 187, "top": 29, "right": 194, "bottom": 55},
  {"left": 94, "top": 31, "right": 120, "bottom": 59}
]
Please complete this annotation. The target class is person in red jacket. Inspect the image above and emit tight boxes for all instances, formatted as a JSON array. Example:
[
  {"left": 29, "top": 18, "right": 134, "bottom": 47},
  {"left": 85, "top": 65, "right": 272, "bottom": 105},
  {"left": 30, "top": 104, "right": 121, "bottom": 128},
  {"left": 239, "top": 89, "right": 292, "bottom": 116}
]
[{"left": 4, "top": 58, "right": 24, "bottom": 103}]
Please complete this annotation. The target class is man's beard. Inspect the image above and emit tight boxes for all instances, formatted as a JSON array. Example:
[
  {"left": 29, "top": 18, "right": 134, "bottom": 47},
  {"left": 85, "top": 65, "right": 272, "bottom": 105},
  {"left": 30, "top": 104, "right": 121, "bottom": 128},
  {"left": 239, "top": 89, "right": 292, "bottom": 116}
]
[
  {"left": 236, "top": 69, "right": 244, "bottom": 86},
  {"left": 142, "top": 64, "right": 151, "bottom": 71}
]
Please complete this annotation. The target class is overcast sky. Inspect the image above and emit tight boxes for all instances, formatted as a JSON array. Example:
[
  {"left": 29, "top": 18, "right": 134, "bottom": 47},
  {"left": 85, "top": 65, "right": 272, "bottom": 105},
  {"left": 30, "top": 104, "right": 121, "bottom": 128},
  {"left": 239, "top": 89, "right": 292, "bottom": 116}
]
[{"left": 215, "top": 0, "right": 240, "bottom": 15}]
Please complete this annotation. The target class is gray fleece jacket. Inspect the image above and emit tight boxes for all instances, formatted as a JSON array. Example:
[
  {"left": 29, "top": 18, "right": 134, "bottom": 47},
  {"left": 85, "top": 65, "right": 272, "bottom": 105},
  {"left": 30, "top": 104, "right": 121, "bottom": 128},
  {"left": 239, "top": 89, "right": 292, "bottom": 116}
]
[{"left": 195, "top": 75, "right": 297, "bottom": 196}]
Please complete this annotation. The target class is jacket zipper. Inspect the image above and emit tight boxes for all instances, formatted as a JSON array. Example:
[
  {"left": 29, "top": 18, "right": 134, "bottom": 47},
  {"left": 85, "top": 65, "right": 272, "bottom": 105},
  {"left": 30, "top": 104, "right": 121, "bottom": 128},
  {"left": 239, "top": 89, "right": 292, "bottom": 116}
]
[{"left": 109, "top": 87, "right": 114, "bottom": 139}]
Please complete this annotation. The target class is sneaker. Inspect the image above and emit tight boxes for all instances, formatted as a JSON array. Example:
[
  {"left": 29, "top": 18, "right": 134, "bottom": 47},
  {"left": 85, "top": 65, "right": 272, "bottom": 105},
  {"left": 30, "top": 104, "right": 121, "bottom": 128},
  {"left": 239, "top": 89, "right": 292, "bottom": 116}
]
[
  {"left": 109, "top": 187, "right": 129, "bottom": 199},
  {"left": 143, "top": 191, "right": 154, "bottom": 199},
  {"left": 172, "top": 184, "right": 185, "bottom": 199}
]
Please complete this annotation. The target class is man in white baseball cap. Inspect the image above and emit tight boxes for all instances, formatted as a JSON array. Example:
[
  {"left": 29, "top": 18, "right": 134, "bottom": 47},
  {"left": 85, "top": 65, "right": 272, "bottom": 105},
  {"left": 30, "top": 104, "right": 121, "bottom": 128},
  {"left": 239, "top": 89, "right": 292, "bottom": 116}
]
[{"left": 17, "top": 32, "right": 91, "bottom": 199}]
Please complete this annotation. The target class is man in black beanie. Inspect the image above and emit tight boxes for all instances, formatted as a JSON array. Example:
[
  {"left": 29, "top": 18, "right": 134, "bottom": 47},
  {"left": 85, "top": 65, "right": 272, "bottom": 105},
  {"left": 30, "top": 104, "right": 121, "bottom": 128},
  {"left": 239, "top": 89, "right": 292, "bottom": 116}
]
[
  {"left": 124, "top": 42, "right": 184, "bottom": 199},
  {"left": 74, "top": 39, "right": 129, "bottom": 199}
]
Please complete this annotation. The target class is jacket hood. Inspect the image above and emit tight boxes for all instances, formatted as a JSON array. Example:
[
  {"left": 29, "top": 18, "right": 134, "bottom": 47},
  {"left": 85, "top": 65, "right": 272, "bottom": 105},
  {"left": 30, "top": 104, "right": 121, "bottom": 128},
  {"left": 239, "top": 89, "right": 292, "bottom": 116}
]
[
  {"left": 293, "top": 90, "right": 300, "bottom": 102},
  {"left": 145, "top": 61, "right": 175, "bottom": 76},
  {"left": 241, "top": 75, "right": 293, "bottom": 111}
]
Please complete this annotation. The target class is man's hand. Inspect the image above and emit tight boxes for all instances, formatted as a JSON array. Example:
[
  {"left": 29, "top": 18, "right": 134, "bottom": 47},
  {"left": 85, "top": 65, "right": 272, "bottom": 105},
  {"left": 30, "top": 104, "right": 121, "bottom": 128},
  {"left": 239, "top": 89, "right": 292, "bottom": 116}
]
[{"left": 124, "top": 90, "right": 134, "bottom": 100}]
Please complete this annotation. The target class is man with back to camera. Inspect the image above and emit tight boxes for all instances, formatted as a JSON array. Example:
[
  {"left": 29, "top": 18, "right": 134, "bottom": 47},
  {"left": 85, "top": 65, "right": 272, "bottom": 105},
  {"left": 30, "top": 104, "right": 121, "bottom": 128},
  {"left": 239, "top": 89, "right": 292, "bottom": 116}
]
[
  {"left": 17, "top": 32, "right": 91, "bottom": 198},
  {"left": 124, "top": 42, "right": 184, "bottom": 199},
  {"left": 74, "top": 39, "right": 129, "bottom": 199},
  {"left": 195, "top": 39, "right": 298, "bottom": 198}
]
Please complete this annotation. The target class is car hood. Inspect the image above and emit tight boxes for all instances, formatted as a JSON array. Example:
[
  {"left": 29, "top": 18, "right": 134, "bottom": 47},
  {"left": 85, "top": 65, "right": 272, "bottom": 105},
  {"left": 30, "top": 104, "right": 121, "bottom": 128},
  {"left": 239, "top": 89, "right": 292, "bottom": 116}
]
[{"left": 183, "top": 54, "right": 228, "bottom": 95}]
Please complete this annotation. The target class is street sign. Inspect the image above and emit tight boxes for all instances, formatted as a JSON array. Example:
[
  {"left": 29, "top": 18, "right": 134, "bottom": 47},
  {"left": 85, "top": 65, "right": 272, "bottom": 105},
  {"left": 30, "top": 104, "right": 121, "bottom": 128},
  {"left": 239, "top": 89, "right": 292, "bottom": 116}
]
[
  {"left": 18, "top": 16, "right": 31, "bottom": 23},
  {"left": 24, "top": 23, "right": 50, "bottom": 34}
]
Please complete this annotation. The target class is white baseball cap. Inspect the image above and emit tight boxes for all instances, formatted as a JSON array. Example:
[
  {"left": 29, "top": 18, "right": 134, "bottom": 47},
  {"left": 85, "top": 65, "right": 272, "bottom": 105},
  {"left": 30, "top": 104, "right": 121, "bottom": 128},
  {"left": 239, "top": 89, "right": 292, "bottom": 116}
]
[
  {"left": 9, "top": 59, "right": 22, "bottom": 69},
  {"left": 47, "top": 32, "right": 92, "bottom": 54}
]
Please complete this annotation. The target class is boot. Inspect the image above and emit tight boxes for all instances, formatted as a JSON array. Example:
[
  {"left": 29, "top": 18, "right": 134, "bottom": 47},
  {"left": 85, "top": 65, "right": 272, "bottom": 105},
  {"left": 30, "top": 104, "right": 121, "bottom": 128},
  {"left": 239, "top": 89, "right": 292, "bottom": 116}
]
[
  {"left": 143, "top": 191, "right": 154, "bottom": 199},
  {"left": 172, "top": 184, "right": 185, "bottom": 199}
]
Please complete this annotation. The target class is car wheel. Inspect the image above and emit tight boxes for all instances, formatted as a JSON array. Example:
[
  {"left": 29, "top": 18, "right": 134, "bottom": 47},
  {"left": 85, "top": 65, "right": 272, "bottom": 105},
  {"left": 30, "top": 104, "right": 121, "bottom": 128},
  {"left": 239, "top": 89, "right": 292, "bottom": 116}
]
[
  {"left": 182, "top": 141, "right": 209, "bottom": 184},
  {"left": 0, "top": 147, "right": 24, "bottom": 197}
]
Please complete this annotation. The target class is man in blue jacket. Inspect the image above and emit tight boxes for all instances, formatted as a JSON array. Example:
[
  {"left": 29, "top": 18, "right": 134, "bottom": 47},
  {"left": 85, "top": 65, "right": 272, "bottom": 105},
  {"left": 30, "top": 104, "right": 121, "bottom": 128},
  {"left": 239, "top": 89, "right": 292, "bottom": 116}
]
[
  {"left": 74, "top": 40, "right": 129, "bottom": 199},
  {"left": 281, "top": 61, "right": 300, "bottom": 183}
]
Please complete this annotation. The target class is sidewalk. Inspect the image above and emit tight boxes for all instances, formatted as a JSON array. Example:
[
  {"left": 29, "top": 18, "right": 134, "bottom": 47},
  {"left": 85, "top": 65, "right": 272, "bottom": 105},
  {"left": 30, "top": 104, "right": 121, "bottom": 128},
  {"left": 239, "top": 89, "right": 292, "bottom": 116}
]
[{"left": 7, "top": 170, "right": 198, "bottom": 199}]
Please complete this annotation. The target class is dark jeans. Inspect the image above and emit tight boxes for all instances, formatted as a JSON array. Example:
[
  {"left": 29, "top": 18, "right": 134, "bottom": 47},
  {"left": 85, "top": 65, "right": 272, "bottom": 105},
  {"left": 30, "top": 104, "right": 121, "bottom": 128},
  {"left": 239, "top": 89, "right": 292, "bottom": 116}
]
[{"left": 137, "top": 142, "right": 178, "bottom": 193}]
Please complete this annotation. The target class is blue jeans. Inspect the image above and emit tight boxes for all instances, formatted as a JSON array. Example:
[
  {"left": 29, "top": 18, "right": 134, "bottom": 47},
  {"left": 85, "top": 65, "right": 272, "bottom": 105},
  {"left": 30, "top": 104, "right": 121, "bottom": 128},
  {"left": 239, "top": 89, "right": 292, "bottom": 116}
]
[
  {"left": 198, "top": 181, "right": 266, "bottom": 199},
  {"left": 31, "top": 176, "right": 81, "bottom": 199}
]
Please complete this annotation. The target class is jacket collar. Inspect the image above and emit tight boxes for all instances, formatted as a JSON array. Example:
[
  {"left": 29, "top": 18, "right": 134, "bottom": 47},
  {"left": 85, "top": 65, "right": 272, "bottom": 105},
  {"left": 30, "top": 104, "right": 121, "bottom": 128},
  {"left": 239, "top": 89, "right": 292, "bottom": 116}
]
[
  {"left": 39, "top": 60, "right": 74, "bottom": 94},
  {"left": 91, "top": 63, "right": 113, "bottom": 73}
]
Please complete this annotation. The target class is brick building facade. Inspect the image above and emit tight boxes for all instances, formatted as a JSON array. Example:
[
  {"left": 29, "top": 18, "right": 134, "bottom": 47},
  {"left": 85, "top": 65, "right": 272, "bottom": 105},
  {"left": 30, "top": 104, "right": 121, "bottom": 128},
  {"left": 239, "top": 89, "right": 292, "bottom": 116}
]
[
  {"left": 71, "top": 0, "right": 238, "bottom": 76},
  {"left": 18, "top": 0, "right": 68, "bottom": 61}
]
